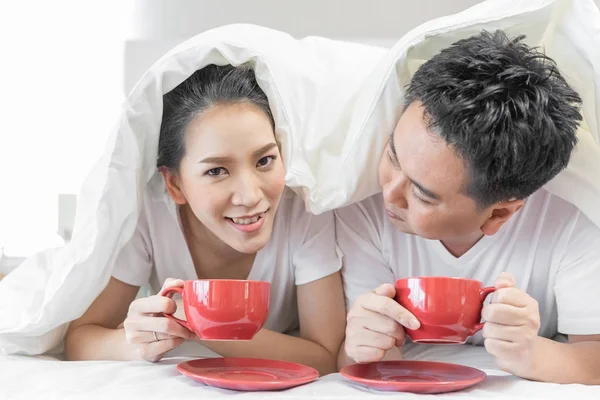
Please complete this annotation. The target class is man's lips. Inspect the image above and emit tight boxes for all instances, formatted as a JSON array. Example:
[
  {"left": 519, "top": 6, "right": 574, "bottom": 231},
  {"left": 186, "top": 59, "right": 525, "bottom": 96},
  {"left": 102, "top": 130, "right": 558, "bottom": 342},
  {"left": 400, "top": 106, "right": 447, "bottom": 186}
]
[{"left": 385, "top": 207, "right": 405, "bottom": 221}]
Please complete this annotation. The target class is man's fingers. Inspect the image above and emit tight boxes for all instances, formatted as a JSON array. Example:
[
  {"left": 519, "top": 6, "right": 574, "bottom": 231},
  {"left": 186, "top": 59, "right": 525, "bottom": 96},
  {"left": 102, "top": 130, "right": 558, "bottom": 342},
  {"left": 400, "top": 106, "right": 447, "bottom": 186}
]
[
  {"left": 353, "top": 310, "right": 405, "bottom": 341},
  {"left": 395, "top": 336, "right": 406, "bottom": 348},
  {"left": 491, "top": 287, "right": 530, "bottom": 307},
  {"left": 482, "top": 303, "right": 529, "bottom": 325},
  {"left": 351, "top": 346, "right": 387, "bottom": 364},
  {"left": 360, "top": 293, "right": 420, "bottom": 330},
  {"left": 347, "top": 327, "right": 398, "bottom": 352},
  {"left": 481, "top": 322, "right": 527, "bottom": 343},
  {"left": 494, "top": 272, "right": 516, "bottom": 289},
  {"left": 483, "top": 337, "right": 519, "bottom": 359}
]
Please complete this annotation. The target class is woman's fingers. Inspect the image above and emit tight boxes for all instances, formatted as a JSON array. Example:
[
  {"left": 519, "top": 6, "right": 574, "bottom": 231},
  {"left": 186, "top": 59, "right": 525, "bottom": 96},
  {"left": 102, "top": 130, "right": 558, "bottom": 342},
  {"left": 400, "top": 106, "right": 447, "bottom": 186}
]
[
  {"left": 136, "top": 338, "right": 185, "bottom": 362},
  {"left": 128, "top": 295, "right": 177, "bottom": 315},
  {"left": 124, "top": 315, "right": 195, "bottom": 343}
]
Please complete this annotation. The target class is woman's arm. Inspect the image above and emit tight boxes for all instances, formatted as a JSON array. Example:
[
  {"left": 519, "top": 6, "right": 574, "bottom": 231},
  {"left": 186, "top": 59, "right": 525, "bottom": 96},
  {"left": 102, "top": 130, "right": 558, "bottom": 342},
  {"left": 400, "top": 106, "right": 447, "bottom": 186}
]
[
  {"left": 64, "top": 277, "right": 140, "bottom": 361},
  {"left": 64, "top": 277, "right": 193, "bottom": 361},
  {"left": 199, "top": 272, "right": 346, "bottom": 375}
]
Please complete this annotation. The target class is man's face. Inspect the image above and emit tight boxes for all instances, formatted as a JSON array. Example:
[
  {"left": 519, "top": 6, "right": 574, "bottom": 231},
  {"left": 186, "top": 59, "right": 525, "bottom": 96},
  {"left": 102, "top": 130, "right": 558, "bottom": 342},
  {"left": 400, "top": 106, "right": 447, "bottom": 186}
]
[{"left": 378, "top": 102, "right": 492, "bottom": 241}]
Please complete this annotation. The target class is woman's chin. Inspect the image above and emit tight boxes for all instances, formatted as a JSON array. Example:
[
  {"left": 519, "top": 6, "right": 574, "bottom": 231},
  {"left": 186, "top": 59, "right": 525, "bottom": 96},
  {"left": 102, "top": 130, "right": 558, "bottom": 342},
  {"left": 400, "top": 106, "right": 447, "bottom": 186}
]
[
  {"left": 234, "top": 242, "right": 267, "bottom": 254},
  {"left": 229, "top": 233, "right": 271, "bottom": 254}
]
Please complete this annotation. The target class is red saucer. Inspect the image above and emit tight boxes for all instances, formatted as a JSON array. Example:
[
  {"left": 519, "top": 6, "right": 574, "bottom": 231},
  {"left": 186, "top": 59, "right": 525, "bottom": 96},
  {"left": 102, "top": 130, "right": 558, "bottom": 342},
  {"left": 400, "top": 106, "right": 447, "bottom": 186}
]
[
  {"left": 177, "top": 357, "right": 319, "bottom": 391},
  {"left": 341, "top": 360, "right": 486, "bottom": 394}
]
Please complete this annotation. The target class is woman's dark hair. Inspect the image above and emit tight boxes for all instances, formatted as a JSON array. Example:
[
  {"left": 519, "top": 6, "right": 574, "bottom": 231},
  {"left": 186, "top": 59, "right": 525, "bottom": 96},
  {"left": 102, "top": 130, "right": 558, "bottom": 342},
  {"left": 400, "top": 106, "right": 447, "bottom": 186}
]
[
  {"left": 405, "top": 30, "right": 583, "bottom": 208},
  {"left": 157, "top": 64, "right": 274, "bottom": 171}
]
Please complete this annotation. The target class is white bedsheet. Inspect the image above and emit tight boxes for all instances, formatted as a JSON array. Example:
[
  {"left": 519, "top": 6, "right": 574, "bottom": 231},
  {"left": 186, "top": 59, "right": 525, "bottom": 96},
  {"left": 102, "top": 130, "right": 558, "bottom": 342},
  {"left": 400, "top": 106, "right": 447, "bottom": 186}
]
[{"left": 2, "top": 345, "right": 598, "bottom": 399}]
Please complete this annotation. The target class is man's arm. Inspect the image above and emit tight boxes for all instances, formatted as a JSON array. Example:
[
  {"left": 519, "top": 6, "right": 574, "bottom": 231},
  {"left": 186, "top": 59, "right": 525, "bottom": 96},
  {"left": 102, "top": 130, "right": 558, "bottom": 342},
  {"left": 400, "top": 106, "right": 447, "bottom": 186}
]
[
  {"left": 334, "top": 200, "right": 406, "bottom": 369},
  {"left": 522, "top": 334, "right": 600, "bottom": 384},
  {"left": 483, "top": 212, "right": 600, "bottom": 384}
]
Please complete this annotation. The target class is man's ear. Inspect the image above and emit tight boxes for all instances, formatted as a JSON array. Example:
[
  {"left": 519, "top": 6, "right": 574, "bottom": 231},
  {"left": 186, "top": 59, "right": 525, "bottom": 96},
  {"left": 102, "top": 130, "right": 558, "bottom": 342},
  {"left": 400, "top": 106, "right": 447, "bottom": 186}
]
[
  {"left": 159, "top": 167, "right": 187, "bottom": 205},
  {"left": 480, "top": 199, "right": 524, "bottom": 236}
]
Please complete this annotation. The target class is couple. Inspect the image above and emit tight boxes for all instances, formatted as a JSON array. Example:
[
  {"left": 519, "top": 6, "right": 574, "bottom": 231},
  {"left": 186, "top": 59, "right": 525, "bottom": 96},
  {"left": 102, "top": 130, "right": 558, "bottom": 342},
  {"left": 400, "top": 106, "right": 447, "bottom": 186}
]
[{"left": 64, "top": 31, "right": 600, "bottom": 385}]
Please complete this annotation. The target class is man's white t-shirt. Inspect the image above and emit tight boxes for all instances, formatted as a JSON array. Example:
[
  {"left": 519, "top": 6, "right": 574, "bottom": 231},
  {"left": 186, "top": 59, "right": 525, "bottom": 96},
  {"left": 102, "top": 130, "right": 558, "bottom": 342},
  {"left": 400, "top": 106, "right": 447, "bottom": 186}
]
[
  {"left": 336, "top": 189, "right": 600, "bottom": 344},
  {"left": 112, "top": 178, "right": 342, "bottom": 338}
]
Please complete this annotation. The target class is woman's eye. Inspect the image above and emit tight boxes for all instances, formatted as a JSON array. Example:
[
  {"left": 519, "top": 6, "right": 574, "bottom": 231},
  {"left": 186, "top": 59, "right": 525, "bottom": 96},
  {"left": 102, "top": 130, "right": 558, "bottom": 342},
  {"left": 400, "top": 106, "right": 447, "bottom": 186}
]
[
  {"left": 257, "top": 155, "right": 276, "bottom": 167},
  {"left": 206, "top": 167, "right": 226, "bottom": 176}
]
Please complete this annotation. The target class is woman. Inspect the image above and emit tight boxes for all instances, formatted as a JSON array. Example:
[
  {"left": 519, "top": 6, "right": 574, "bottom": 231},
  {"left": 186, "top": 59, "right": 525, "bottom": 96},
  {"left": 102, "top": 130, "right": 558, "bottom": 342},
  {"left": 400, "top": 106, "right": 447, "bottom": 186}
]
[{"left": 64, "top": 64, "right": 346, "bottom": 376}]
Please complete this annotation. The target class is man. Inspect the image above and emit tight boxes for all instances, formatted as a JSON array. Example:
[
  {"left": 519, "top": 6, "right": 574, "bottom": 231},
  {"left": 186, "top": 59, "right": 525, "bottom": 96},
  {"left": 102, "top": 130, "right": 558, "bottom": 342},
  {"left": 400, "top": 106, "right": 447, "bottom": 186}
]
[{"left": 336, "top": 30, "right": 600, "bottom": 384}]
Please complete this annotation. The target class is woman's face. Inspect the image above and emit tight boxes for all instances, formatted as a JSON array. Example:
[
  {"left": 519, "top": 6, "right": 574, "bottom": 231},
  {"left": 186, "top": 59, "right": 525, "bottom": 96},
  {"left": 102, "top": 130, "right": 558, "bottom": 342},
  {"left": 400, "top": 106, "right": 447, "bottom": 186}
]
[{"left": 165, "top": 102, "right": 285, "bottom": 254}]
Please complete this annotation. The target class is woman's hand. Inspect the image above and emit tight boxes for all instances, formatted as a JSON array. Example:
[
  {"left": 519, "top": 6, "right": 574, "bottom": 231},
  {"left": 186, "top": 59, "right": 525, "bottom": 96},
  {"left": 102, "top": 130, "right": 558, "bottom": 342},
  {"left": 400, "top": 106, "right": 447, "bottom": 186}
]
[{"left": 123, "top": 278, "right": 195, "bottom": 362}]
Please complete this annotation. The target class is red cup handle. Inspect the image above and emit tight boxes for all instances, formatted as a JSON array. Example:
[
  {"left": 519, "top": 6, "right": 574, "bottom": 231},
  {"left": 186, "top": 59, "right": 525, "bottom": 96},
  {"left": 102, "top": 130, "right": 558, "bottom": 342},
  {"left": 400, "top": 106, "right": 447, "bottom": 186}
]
[
  {"left": 470, "top": 286, "right": 497, "bottom": 335},
  {"left": 160, "top": 286, "right": 192, "bottom": 331}
]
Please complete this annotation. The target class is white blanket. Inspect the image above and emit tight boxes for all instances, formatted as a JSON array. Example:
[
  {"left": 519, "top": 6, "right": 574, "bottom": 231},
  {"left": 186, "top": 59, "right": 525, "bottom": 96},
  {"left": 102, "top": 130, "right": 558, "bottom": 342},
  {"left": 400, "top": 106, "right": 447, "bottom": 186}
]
[
  {"left": 1, "top": 0, "right": 599, "bottom": 356},
  {"left": 1, "top": 345, "right": 599, "bottom": 399}
]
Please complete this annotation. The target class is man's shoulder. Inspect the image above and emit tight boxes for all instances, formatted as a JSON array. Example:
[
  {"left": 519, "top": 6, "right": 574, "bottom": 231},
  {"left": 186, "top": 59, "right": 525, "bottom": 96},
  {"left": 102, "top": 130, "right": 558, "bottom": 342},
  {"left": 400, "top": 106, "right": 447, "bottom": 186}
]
[
  {"left": 522, "top": 188, "right": 582, "bottom": 225},
  {"left": 335, "top": 193, "right": 386, "bottom": 225},
  {"left": 505, "top": 188, "right": 600, "bottom": 251},
  {"left": 337, "top": 193, "right": 385, "bottom": 214}
]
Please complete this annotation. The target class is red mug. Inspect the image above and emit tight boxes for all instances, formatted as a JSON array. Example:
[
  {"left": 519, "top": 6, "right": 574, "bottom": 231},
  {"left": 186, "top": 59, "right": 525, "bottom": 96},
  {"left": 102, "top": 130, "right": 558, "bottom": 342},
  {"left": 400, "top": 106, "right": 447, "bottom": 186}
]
[
  {"left": 395, "top": 276, "right": 496, "bottom": 344},
  {"left": 160, "top": 279, "right": 270, "bottom": 341}
]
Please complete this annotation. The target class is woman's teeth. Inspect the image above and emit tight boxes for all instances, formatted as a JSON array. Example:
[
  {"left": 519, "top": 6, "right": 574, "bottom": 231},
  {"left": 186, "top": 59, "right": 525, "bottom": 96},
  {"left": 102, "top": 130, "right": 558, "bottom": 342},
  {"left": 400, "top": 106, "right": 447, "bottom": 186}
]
[{"left": 231, "top": 214, "right": 262, "bottom": 225}]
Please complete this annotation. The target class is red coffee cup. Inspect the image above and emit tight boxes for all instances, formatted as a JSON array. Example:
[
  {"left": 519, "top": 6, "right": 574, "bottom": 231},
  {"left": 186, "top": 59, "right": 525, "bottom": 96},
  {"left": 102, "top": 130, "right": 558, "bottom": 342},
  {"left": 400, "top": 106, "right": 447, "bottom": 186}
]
[
  {"left": 395, "top": 276, "right": 496, "bottom": 344},
  {"left": 160, "top": 279, "right": 270, "bottom": 341}
]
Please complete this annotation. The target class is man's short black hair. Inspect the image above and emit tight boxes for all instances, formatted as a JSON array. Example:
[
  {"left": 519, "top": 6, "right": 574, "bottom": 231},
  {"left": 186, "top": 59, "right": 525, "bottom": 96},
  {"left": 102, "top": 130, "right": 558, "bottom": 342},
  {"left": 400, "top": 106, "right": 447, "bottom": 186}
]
[{"left": 405, "top": 30, "right": 583, "bottom": 208}]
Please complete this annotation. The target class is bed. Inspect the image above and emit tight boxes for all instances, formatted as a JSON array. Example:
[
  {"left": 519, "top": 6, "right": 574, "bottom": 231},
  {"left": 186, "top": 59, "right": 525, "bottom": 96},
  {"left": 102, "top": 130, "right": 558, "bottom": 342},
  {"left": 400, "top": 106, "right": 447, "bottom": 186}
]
[{"left": 2, "top": 344, "right": 598, "bottom": 399}]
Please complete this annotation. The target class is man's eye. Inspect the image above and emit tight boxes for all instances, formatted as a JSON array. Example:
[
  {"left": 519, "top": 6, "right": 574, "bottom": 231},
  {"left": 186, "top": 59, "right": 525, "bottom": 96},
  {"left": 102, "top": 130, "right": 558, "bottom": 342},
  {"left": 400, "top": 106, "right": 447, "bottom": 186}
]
[{"left": 387, "top": 150, "right": 399, "bottom": 166}]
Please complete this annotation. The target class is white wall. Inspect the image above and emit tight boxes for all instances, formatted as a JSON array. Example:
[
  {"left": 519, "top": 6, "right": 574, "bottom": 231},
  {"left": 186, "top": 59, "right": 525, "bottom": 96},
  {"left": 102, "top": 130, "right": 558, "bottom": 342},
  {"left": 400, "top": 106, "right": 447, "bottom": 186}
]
[
  {"left": 0, "top": 1, "right": 128, "bottom": 257},
  {"left": 127, "top": 0, "right": 483, "bottom": 39},
  {"left": 122, "top": 0, "right": 600, "bottom": 92},
  {"left": 123, "top": 0, "right": 484, "bottom": 92}
]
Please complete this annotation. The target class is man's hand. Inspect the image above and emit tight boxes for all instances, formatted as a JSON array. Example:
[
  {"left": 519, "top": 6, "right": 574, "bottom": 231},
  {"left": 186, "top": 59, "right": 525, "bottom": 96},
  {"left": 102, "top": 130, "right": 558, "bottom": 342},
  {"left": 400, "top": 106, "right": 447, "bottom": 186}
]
[
  {"left": 481, "top": 272, "right": 541, "bottom": 376},
  {"left": 344, "top": 283, "right": 420, "bottom": 363}
]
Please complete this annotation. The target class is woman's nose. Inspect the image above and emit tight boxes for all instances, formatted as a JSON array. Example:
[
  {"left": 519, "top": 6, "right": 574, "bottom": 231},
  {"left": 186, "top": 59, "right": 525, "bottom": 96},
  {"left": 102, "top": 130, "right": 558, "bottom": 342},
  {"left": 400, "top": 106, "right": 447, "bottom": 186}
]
[{"left": 231, "top": 173, "right": 262, "bottom": 208}]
